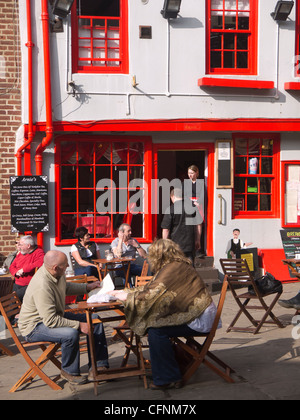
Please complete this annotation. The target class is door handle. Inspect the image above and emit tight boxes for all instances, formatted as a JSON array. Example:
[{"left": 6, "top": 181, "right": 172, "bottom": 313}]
[{"left": 218, "top": 194, "right": 223, "bottom": 225}]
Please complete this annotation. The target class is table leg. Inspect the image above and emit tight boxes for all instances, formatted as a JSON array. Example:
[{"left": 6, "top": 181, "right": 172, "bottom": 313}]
[
  {"left": 124, "top": 261, "right": 131, "bottom": 288},
  {"left": 85, "top": 309, "right": 99, "bottom": 396}
]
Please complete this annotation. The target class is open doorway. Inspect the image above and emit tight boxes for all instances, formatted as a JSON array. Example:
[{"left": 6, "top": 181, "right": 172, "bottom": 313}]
[{"left": 156, "top": 150, "right": 207, "bottom": 254}]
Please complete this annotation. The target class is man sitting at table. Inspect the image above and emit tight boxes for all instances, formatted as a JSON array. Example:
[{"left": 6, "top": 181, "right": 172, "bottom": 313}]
[
  {"left": 111, "top": 223, "right": 147, "bottom": 287},
  {"left": 18, "top": 250, "right": 109, "bottom": 385},
  {"left": 9, "top": 235, "right": 45, "bottom": 302}
]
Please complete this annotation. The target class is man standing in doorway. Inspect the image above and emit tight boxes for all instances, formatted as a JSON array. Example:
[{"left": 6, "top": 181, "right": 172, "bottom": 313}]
[{"left": 161, "top": 188, "right": 203, "bottom": 264}]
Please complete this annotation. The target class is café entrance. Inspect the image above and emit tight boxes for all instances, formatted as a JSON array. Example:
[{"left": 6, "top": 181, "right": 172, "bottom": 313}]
[{"left": 153, "top": 143, "right": 215, "bottom": 256}]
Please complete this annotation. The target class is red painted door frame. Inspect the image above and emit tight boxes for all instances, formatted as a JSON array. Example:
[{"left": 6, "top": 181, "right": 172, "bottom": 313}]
[{"left": 153, "top": 143, "right": 215, "bottom": 257}]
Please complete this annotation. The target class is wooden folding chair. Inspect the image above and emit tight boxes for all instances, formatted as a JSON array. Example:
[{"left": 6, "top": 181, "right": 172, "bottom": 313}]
[
  {"left": 134, "top": 275, "right": 153, "bottom": 288},
  {"left": 172, "top": 279, "right": 235, "bottom": 385},
  {"left": 0, "top": 293, "right": 62, "bottom": 392},
  {"left": 140, "top": 260, "right": 149, "bottom": 276},
  {"left": 220, "top": 258, "right": 284, "bottom": 334}
]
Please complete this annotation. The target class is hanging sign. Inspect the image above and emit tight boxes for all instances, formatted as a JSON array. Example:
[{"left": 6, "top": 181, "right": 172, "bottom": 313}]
[{"left": 10, "top": 176, "right": 49, "bottom": 233}]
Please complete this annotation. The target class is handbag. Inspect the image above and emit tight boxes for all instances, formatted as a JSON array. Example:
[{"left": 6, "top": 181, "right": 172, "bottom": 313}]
[{"left": 248, "top": 272, "right": 283, "bottom": 296}]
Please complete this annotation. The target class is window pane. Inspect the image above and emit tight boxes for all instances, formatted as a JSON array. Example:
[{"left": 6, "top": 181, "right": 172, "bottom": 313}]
[
  {"left": 211, "top": 33, "right": 222, "bottom": 49},
  {"left": 129, "top": 142, "right": 144, "bottom": 164},
  {"left": 224, "top": 33, "right": 235, "bottom": 49},
  {"left": 260, "top": 195, "right": 271, "bottom": 211},
  {"left": 78, "top": 166, "right": 94, "bottom": 188},
  {"left": 78, "top": 189, "right": 94, "bottom": 212},
  {"left": 95, "top": 143, "right": 110, "bottom": 163},
  {"left": 236, "top": 157, "right": 247, "bottom": 174},
  {"left": 237, "top": 34, "right": 248, "bottom": 50},
  {"left": 211, "top": 15, "right": 223, "bottom": 29},
  {"left": 261, "top": 157, "right": 273, "bottom": 174},
  {"left": 249, "top": 139, "right": 260, "bottom": 154},
  {"left": 235, "top": 138, "right": 247, "bottom": 155},
  {"left": 238, "top": 15, "right": 249, "bottom": 30},
  {"left": 261, "top": 139, "right": 273, "bottom": 156},
  {"left": 61, "top": 214, "right": 76, "bottom": 238},
  {"left": 61, "top": 166, "right": 76, "bottom": 188},
  {"left": 211, "top": 51, "right": 222, "bottom": 68},
  {"left": 224, "top": 51, "right": 235, "bottom": 68},
  {"left": 224, "top": 13, "right": 236, "bottom": 29},
  {"left": 237, "top": 51, "right": 248, "bottom": 68},
  {"left": 61, "top": 190, "right": 77, "bottom": 212},
  {"left": 260, "top": 178, "right": 271, "bottom": 193},
  {"left": 247, "top": 194, "right": 258, "bottom": 211},
  {"left": 247, "top": 178, "right": 258, "bottom": 193},
  {"left": 96, "top": 165, "right": 111, "bottom": 182},
  {"left": 235, "top": 177, "right": 246, "bottom": 193}
]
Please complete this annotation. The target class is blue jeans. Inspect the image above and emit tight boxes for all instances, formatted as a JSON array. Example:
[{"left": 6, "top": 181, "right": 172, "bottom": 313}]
[
  {"left": 75, "top": 265, "right": 99, "bottom": 279},
  {"left": 24, "top": 312, "right": 109, "bottom": 376},
  {"left": 147, "top": 324, "right": 196, "bottom": 386},
  {"left": 115, "top": 263, "right": 142, "bottom": 287}
]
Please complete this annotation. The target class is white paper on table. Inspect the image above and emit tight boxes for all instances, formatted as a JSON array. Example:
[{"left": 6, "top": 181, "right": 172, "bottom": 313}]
[{"left": 87, "top": 273, "right": 116, "bottom": 303}]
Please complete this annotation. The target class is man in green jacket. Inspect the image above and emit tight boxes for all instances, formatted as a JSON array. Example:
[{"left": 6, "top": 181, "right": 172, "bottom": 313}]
[{"left": 18, "top": 250, "right": 109, "bottom": 385}]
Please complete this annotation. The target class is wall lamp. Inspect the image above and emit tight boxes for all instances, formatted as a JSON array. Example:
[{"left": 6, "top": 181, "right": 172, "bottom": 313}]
[
  {"left": 51, "top": 0, "right": 75, "bottom": 18},
  {"left": 271, "top": 1, "right": 294, "bottom": 21},
  {"left": 161, "top": 0, "right": 182, "bottom": 19}
]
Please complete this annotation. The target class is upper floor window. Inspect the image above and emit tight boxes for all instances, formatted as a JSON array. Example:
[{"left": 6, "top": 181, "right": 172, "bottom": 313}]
[
  {"left": 207, "top": 0, "right": 258, "bottom": 75},
  {"left": 71, "top": 0, "right": 129, "bottom": 74}
]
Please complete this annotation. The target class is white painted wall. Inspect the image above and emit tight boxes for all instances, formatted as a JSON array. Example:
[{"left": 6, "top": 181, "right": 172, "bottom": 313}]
[{"left": 19, "top": 1, "right": 300, "bottom": 124}]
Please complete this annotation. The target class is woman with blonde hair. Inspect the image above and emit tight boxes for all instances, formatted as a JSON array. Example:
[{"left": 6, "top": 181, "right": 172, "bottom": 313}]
[{"left": 110, "top": 238, "right": 219, "bottom": 390}]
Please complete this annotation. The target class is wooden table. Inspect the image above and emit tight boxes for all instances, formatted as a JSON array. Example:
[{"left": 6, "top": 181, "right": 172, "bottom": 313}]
[
  {"left": 93, "top": 257, "right": 135, "bottom": 288},
  {"left": 75, "top": 300, "right": 147, "bottom": 395},
  {"left": 282, "top": 259, "right": 300, "bottom": 280}
]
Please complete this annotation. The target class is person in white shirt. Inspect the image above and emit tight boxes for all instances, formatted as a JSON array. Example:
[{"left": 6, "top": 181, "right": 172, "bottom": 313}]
[
  {"left": 111, "top": 223, "right": 147, "bottom": 286},
  {"left": 226, "top": 228, "right": 253, "bottom": 258}
]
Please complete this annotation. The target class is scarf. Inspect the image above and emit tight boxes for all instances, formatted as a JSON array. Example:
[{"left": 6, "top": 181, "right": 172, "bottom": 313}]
[{"left": 124, "top": 260, "right": 212, "bottom": 336}]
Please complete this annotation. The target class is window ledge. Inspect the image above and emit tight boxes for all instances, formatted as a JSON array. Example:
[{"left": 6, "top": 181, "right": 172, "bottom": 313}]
[
  {"left": 284, "top": 82, "right": 300, "bottom": 91},
  {"left": 198, "top": 77, "right": 274, "bottom": 90}
]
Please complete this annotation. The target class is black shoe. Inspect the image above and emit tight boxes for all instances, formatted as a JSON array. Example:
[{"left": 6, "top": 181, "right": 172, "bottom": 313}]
[
  {"left": 278, "top": 293, "right": 300, "bottom": 309},
  {"left": 61, "top": 369, "right": 88, "bottom": 385},
  {"left": 149, "top": 381, "right": 182, "bottom": 390}
]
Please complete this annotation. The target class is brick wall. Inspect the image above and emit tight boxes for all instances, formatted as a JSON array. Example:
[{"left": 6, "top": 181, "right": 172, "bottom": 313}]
[{"left": 0, "top": 0, "right": 21, "bottom": 264}]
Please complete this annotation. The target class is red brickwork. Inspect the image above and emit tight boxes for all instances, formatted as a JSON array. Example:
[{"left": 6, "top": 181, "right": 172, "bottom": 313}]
[{"left": 0, "top": 0, "right": 21, "bottom": 264}]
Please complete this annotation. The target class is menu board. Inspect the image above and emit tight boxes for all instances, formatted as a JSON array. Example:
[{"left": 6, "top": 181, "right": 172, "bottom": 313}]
[
  {"left": 10, "top": 176, "right": 49, "bottom": 233},
  {"left": 280, "top": 229, "right": 300, "bottom": 259}
]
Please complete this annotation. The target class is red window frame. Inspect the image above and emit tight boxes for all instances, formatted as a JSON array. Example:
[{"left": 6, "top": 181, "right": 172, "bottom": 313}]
[
  {"left": 206, "top": 0, "right": 258, "bottom": 75},
  {"left": 296, "top": 0, "right": 300, "bottom": 76},
  {"left": 71, "top": 0, "right": 129, "bottom": 74},
  {"left": 232, "top": 134, "right": 280, "bottom": 219},
  {"left": 54, "top": 135, "right": 152, "bottom": 246}
]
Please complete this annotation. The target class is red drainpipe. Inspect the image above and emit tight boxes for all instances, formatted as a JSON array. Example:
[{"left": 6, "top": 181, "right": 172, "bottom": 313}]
[
  {"left": 15, "top": 0, "right": 35, "bottom": 176},
  {"left": 35, "top": 0, "right": 54, "bottom": 247}
]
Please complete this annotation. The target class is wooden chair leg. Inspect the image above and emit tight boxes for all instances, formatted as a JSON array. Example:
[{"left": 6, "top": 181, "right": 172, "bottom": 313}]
[{"left": 0, "top": 341, "right": 14, "bottom": 356}]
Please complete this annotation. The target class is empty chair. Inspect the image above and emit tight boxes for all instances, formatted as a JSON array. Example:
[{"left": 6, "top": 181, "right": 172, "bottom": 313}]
[
  {"left": 220, "top": 258, "right": 284, "bottom": 334},
  {"left": 0, "top": 293, "right": 62, "bottom": 392}
]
